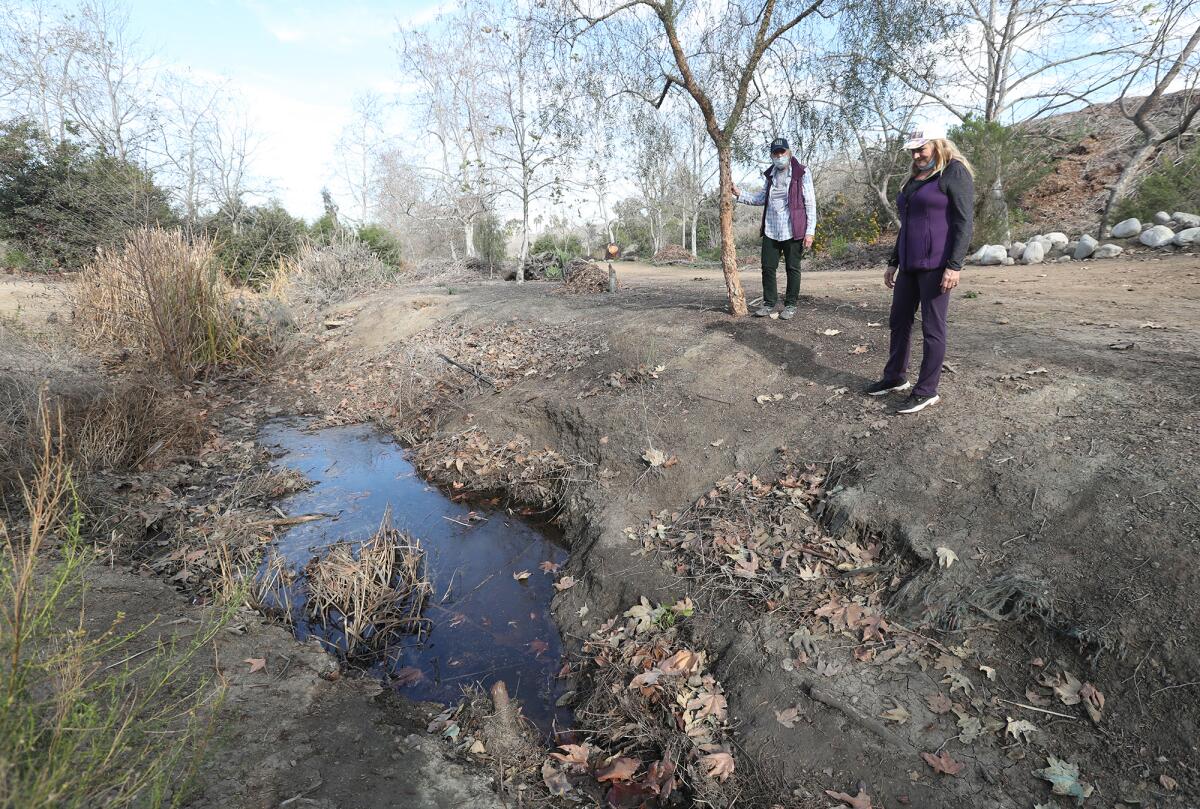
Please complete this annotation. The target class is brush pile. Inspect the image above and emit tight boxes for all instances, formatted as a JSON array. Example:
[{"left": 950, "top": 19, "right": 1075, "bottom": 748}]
[
  {"left": 301, "top": 510, "right": 431, "bottom": 661},
  {"left": 557, "top": 259, "right": 610, "bottom": 295},
  {"left": 652, "top": 245, "right": 694, "bottom": 264},
  {"left": 541, "top": 597, "right": 737, "bottom": 806}
]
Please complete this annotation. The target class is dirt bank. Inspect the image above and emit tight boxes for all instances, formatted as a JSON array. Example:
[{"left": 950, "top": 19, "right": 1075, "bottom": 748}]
[{"left": 288, "top": 254, "right": 1199, "bottom": 806}]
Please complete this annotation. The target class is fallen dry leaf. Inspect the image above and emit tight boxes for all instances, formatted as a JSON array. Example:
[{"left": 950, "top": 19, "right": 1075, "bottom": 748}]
[
  {"left": 1005, "top": 717, "right": 1038, "bottom": 744},
  {"left": 689, "top": 691, "right": 728, "bottom": 721},
  {"left": 921, "top": 750, "right": 965, "bottom": 776},
  {"left": 1159, "top": 773, "right": 1178, "bottom": 791},
  {"left": 658, "top": 648, "right": 700, "bottom": 676},
  {"left": 880, "top": 706, "right": 911, "bottom": 724},
  {"left": 553, "top": 575, "right": 577, "bottom": 592},
  {"left": 775, "top": 706, "right": 800, "bottom": 728},
  {"left": 1079, "top": 682, "right": 1104, "bottom": 723},
  {"left": 529, "top": 639, "right": 550, "bottom": 656},
  {"left": 700, "top": 751, "right": 735, "bottom": 781},
  {"left": 541, "top": 760, "right": 571, "bottom": 796},
  {"left": 539, "top": 560, "right": 560, "bottom": 573},
  {"left": 825, "top": 786, "right": 873, "bottom": 809},
  {"left": 936, "top": 546, "right": 959, "bottom": 568},
  {"left": 642, "top": 448, "right": 668, "bottom": 467},
  {"left": 1034, "top": 756, "right": 1093, "bottom": 803},
  {"left": 850, "top": 344, "right": 869, "bottom": 354},
  {"left": 513, "top": 570, "right": 531, "bottom": 581},
  {"left": 821, "top": 328, "right": 842, "bottom": 336},
  {"left": 595, "top": 756, "right": 641, "bottom": 782},
  {"left": 243, "top": 657, "right": 266, "bottom": 673},
  {"left": 550, "top": 743, "right": 592, "bottom": 769},
  {"left": 393, "top": 666, "right": 424, "bottom": 687}
]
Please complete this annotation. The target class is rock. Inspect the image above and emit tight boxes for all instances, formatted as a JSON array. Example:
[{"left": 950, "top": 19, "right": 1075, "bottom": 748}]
[
  {"left": 1065, "top": 240, "right": 1079, "bottom": 256},
  {"left": 1094, "top": 243, "right": 1124, "bottom": 258},
  {"left": 977, "top": 245, "right": 1008, "bottom": 265},
  {"left": 1174, "top": 227, "right": 1200, "bottom": 246},
  {"left": 1055, "top": 255, "right": 1072, "bottom": 263},
  {"left": 1045, "top": 232, "right": 1069, "bottom": 248},
  {"left": 1110, "top": 218, "right": 1140, "bottom": 238},
  {"left": 1153, "top": 211, "right": 1172, "bottom": 225},
  {"left": 1008, "top": 242, "right": 1026, "bottom": 258},
  {"left": 1073, "top": 234, "right": 1099, "bottom": 260},
  {"left": 1021, "top": 240, "right": 1046, "bottom": 264},
  {"left": 1003, "top": 256, "right": 1015, "bottom": 265},
  {"left": 1140, "top": 225, "right": 1176, "bottom": 248},
  {"left": 1172, "top": 212, "right": 1200, "bottom": 228}
]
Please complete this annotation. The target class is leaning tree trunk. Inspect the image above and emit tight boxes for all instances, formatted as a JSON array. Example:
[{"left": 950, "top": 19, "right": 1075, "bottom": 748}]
[
  {"left": 1098, "top": 141, "right": 1158, "bottom": 238},
  {"left": 716, "top": 145, "right": 748, "bottom": 316}
]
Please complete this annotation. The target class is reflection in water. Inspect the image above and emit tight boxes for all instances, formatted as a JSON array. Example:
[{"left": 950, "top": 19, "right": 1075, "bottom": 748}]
[{"left": 258, "top": 421, "right": 570, "bottom": 730}]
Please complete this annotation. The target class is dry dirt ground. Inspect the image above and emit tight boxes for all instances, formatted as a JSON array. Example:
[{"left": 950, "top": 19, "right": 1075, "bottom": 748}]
[
  {"left": 285, "top": 253, "right": 1199, "bottom": 808},
  {"left": 5, "top": 248, "right": 1199, "bottom": 807}
]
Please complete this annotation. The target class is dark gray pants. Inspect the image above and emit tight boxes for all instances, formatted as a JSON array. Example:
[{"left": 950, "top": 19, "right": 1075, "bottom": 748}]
[{"left": 761, "top": 237, "right": 803, "bottom": 306}]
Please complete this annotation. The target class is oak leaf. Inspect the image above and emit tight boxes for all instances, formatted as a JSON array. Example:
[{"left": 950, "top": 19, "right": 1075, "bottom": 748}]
[{"left": 921, "top": 750, "right": 965, "bottom": 776}]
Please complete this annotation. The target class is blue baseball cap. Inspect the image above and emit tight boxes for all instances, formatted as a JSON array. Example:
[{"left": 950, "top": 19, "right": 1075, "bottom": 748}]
[{"left": 769, "top": 138, "right": 789, "bottom": 154}]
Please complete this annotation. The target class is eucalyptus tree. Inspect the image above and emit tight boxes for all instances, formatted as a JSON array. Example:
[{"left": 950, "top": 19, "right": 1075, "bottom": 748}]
[{"left": 546, "top": 0, "right": 925, "bottom": 315}]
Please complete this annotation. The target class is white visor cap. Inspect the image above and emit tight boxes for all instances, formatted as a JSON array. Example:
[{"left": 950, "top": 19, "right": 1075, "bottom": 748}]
[{"left": 902, "top": 123, "right": 947, "bottom": 150}]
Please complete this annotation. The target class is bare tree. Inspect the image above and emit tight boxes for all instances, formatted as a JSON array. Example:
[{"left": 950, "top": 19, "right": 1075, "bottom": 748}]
[
  {"left": 0, "top": 0, "right": 82, "bottom": 143},
  {"left": 396, "top": 12, "right": 497, "bottom": 257},
  {"left": 153, "top": 73, "right": 224, "bottom": 227},
  {"left": 334, "top": 91, "right": 389, "bottom": 228},
  {"left": 483, "top": 10, "right": 572, "bottom": 281},
  {"left": 66, "top": 0, "right": 157, "bottom": 161},
  {"left": 550, "top": 0, "right": 913, "bottom": 314},
  {"left": 1098, "top": 5, "right": 1200, "bottom": 234}
]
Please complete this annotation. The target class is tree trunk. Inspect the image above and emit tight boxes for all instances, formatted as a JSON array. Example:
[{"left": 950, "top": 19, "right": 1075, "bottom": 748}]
[
  {"left": 691, "top": 210, "right": 699, "bottom": 256},
  {"left": 516, "top": 196, "right": 529, "bottom": 283},
  {"left": 1098, "top": 141, "right": 1157, "bottom": 238},
  {"left": 983, "top": 172, "right": 1010, "bottom": 243},
  {"left": 464, "top": 220, "right": 476, "bottom": 258},
  {"left": 717, "top": 145, "right": 748, "bottom": 316},
  {"left": 875, "top": 183, "right": 900, "bottom": 229}
]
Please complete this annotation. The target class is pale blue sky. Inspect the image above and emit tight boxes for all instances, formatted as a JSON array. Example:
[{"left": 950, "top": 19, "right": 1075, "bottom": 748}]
[{"left": 128, "top": 0, "right": 445, "bottom": 218}]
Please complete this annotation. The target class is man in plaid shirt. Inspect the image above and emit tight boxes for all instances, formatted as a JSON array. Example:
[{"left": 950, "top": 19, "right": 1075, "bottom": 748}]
[{"left": 731, "top": 138, "right": 817, "bottom": 319}]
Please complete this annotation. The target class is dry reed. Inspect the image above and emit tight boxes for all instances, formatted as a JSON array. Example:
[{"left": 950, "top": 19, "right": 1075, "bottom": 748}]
[{"left": 303, "top": 508, "right": 431, "bottom": 661}]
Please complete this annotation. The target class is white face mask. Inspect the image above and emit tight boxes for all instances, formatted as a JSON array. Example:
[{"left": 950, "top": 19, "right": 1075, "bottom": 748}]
[{"left": 772, "top": 155, "right": 790, "bottom": 170}]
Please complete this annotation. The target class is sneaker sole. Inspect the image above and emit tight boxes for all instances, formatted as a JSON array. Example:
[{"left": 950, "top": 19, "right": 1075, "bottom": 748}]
[
  {"left": 866, "top": 381, "right": 913, "bottom": 397},
  {"left": 897, "top": 394, "right": 940, "bottom": 414}
]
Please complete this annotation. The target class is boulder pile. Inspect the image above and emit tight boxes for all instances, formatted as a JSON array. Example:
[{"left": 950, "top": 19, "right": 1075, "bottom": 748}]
[{"left": 966, "top": 210, "right": 1198, "bottom": 266}]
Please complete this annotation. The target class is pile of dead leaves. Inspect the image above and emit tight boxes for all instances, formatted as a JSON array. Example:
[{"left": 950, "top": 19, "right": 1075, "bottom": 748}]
[
  {"left": 652, "top": 245, "right": 694, "bottom": 264},
  {"left": 545, "top": 597, "right": 737, "bottom": 807},
  {"left": 556, "top": 259, "right": 610, "bottom": 294},
  {"left": 412, "top": 428, "right": 576, "bottom": 514},
  {"left": 628, "top": 465, "right": 908, "bottom": 617}
]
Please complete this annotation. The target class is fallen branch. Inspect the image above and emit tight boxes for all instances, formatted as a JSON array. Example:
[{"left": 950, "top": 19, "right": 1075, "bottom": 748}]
[{"left": 436, "top": 352, "right": 497, "bottom": 388}]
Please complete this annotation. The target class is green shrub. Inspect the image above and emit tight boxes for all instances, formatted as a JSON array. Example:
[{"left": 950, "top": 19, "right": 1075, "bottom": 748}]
[
  {"left": 0, "top": 119, "right": 176, "bottom": 271},
  {"left": 204, "top": 203, "right": 308, "bottom": 288},
  {"left": 473, "top": 213, "right": 508, "bottom": 270},
  {"left": 355, "top": 224, "right": 404, "bottom": 267},
  {"left": 531, "top": 232, "right": 583, "bottom": 256},
  {"left": 813, "top": 193, "right": 881, "bottom": 254},
  {"left": 1115, "top": 141, "right": 1200, "bottom": 221},
  {"left": 949, "top": 117, "right": 1052, "bottom": 246}
]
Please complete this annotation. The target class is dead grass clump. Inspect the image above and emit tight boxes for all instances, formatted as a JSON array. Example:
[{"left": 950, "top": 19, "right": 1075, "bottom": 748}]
[
  {"left": 303, "top": 510, "right": 431, "bottom": 661},
  {"left": 73, "top": 227, "right": 255, "bottom": 382},
  {"left": 273, "top": 234, "right": 402, "bottom": 313}
]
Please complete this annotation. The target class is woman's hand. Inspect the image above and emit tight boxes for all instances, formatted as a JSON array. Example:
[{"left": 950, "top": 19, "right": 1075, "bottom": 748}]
[
  {"left": 884, "top": 266, "right": 896, "bottom": 289},
  {"left": 940, "top": 268, "right": 960, "bottom": 293}
]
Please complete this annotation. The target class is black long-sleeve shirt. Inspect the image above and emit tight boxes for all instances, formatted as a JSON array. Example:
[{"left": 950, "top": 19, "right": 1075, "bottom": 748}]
[{"left": 888, "top": 160, "right": 975, "bottom": 271}]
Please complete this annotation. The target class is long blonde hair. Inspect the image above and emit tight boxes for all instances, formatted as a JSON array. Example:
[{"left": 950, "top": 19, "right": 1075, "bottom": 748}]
[{"left": 910, "top": 138, "right": 976, "bottom": 180}]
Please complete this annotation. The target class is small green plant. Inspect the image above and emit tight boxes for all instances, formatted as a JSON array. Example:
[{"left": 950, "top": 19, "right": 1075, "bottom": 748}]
[
  {"left": 0, "top": 403, "right": 231, "bottom": 809},
  {"left": 1115, "top": 141, "right": 1200, "bottom": 222},
  {"left": 963, "top": 290, "right": 980, "bottom": 299}
]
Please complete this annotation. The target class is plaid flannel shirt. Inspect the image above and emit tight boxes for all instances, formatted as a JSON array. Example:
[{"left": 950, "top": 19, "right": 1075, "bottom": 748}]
[{"left": 737, "top": 168, "right": 817, "bottom": 241}]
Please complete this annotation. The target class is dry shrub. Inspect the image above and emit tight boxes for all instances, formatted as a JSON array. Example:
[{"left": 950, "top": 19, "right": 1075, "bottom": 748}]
[
  {"left": 73, "top": 227, "right": 253, "bottom": 382},
  {"left": 274, "top": 234, "right": 402, "bottom": 313},
  {"left": 303, "top": 509, "right": 431, "bottom": 661}
]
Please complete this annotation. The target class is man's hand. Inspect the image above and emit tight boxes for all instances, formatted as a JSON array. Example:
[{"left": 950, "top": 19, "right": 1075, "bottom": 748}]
[
  {"left": 803, "top": 235, "right": 813, "bottom": 249},
  {"left": 940, "top": 268, "right": 960, "bottom": 293},
  {"left": 884, "top": 266, "right": 896, "bottom": 289}
]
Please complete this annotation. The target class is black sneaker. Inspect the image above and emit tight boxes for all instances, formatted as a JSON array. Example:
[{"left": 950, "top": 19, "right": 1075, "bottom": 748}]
[
  {"left": 863, "top": 379, "right": 913, "bottom": 396},
  {"left": 896, "top": 393, "right": 940, "bottom": 414}
]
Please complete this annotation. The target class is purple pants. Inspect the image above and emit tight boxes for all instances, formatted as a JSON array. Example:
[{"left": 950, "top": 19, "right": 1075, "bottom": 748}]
[{"left": 883, "top": 269, "right": 950, "bottom": 396}]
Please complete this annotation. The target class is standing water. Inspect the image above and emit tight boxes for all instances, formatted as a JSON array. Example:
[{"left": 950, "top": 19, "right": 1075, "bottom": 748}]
[{"left": 258, "top": 420, "right": 569, "bottom": 730}]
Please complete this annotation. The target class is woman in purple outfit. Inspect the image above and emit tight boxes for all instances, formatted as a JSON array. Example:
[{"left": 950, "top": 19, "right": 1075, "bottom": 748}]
[{"left": 864, "top": 124, "right": 975, "bottom": 414}]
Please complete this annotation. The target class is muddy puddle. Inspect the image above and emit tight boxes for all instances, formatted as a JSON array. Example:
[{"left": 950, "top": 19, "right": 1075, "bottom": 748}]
[{"left": 258, "top": 420, "right": 569, "bottom": 729}]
